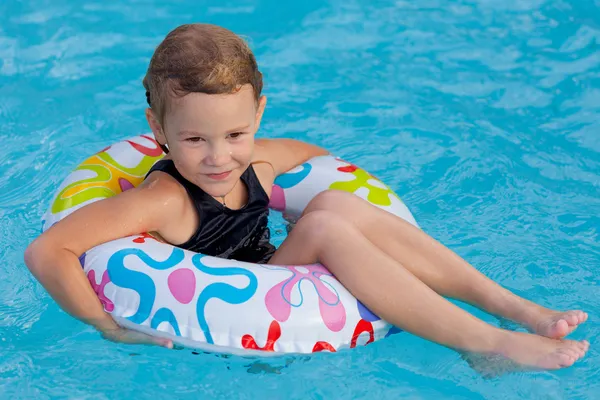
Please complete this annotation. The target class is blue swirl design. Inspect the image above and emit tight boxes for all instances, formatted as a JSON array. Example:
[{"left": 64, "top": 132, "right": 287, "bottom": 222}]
[
  {"left": 79, "top": 252, "right": 86, "bottom": 268},
  {"left": 151, "top": 307, "right": 182, "bottom": 336},
  {"left": 357, "top": 300, "right": 380, "bottom": 322},
  {"left": 358, "top": 300, "right": 403, "bottom": 336},
  {"left": 274, "top": 162, "right": 312, "bottom": 189},
  {"left": 106, "top": 247, "right": 185, "bottom": 324},
  {"left": 385, "top": 326, "right": 403, "bottom": 337},
  {"left": 191, "top": 254, "right": 257, "bottom": 344}
]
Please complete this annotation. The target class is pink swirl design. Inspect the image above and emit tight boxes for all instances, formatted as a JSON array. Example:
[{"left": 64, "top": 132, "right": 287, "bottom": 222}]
[
  {"left": 265, "top": 264, "right": 346, "bottom": 332},
  {"left": 87, "top": 270, "right": 115, "bottom": 312}
]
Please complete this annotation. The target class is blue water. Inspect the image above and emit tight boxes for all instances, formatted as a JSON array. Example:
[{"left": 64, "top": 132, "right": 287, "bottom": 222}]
[{"left": 1, "top": 0, "right": 599, "bottom": 398}]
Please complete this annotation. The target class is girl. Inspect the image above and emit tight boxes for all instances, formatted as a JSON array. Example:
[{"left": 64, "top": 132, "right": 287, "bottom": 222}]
[{"left": 25, "top": 23, "right": 588, "bottom": 372}]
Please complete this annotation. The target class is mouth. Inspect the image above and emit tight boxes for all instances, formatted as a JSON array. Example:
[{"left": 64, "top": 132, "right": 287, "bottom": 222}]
[{"left": 206, "top": 171, "right": 232, "bottom": 181}]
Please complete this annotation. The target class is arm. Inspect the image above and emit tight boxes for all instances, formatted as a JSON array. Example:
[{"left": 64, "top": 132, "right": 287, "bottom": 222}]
[
  {"left": 24, "top": 175, "right": 187, "bottom": 342},
  {"left": 254, "top": 138, "right": 329, "bottom": 177}
]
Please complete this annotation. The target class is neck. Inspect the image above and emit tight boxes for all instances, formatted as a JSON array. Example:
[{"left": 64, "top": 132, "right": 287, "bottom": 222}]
[{"left": 214, "top": 179, "right": 240, "bottom": 207}]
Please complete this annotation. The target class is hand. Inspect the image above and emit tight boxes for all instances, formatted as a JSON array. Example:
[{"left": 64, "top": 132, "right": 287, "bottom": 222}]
[{"left": 100, "top": 326, "right": 173, "bottom": 349}]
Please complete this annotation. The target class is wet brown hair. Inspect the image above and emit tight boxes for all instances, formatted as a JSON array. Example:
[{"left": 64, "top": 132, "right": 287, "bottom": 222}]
[{"left": 143, "top": 23, "right": 263, "bottom": 149}]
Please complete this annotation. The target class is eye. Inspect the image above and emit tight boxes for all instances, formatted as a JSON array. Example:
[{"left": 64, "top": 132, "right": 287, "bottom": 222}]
[
  {"left": 227, "top": 132, "right": 244, "bottom": 139},
  {"left": 186, "top": 137, "right": 204, "bottom": 143}
]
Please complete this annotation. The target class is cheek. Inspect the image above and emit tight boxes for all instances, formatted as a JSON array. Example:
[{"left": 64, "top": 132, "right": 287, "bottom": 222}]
[
  {"left": 176, "top": 143, "right": 202, "bottom": 157},
  {"left": 172, "top": 146, "right": 203, "bottom": 168},
  {"left": 231, "top": 141, "right": 254, "bottom": 161}
]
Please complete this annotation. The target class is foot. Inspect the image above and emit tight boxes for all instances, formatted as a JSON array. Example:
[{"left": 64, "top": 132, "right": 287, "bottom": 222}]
[
  {"left": 464, "top": 331, "right": 589, "bottom": 377},
  {"left": 531, "top": 310, "right": 588, "bottom": 339}
]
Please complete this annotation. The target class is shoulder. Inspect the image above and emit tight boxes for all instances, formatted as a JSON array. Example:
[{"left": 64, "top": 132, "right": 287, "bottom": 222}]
[
  {"left": 138, "top": 170, "right": 199, "bottom": 244},
  {"left": 138, "top": 170, "right": 196, "bottom": 224},
  {"left": 115, "top": 171, "right": 192, "bottom": 225},
  {"left": 142, "top": 169, "right": 188, "bottom": 198},
  {"left": 31, "top": 170, "right": 195, "bottom": 258},
  {"left": 253, "top": 138, "right": 329, "bottom": 177}
]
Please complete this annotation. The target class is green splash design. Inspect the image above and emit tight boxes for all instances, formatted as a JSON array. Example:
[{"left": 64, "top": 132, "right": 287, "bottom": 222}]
[
  {"left": 329, "top": 168, "right": 400, "bottom": 206},
  {"left": 51, "top": 164, "right": 115, "bottom": 213}
]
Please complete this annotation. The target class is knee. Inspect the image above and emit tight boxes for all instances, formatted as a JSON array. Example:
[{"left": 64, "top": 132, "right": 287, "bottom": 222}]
[
  {"left": 293, "top": 210, "right": 350, "bottom": 244},
  {"left": 303, "top": 190, "right": 356, "bottom": 216}
]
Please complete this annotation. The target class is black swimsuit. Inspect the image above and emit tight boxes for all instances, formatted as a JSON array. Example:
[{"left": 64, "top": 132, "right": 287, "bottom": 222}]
[{"left": 146, "top": 159, "right": 276, "bottom": 264}]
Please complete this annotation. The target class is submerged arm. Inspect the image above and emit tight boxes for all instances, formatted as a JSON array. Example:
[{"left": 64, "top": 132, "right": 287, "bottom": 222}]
[{"left": 24, "top": 175, "right": 186, "bottom": 346}]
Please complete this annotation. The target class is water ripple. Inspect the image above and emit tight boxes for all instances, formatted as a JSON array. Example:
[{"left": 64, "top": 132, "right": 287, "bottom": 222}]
[{"left": 1, "top": 0, "right": 599, "bottom": 398}]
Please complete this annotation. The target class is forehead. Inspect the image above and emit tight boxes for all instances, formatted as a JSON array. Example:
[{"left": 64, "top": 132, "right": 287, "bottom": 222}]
[{"left": 165, "top": 85, "right": 256, "bottom": 131}]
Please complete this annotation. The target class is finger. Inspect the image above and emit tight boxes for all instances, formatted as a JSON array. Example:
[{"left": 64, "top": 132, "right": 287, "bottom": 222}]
[
  {"left": 104, "top": 329, "right": 173, "bottom": 348},
  {"left": 125, "top": 331, "right": 173, "bottom": 348}
]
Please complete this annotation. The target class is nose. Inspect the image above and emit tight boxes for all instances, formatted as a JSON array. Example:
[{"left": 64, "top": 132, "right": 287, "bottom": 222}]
[{"left": 205, "top": 141, "right": 232, "bottom": 167}]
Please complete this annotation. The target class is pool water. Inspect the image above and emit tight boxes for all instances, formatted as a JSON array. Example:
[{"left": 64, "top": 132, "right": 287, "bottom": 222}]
[{"left": 1, "top": 0, "right": 599, "bottom": 398}]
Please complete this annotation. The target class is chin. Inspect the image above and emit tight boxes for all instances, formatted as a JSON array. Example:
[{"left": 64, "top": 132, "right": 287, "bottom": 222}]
[{"left": 199, "top": 178, "right": 236, "bottom": 197}]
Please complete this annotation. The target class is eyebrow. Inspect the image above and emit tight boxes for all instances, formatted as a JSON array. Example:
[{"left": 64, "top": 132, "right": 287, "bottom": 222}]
[{"left": 177, "top": 125, "right": 251, "bottom": 136}]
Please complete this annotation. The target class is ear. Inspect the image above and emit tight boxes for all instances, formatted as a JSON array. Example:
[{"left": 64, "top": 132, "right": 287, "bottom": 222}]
[
  {"left": 254, "top": 96, "right": 267, "bottom": 132},
  {"left": 145, "top": 108, "right": 167, "bottom": 145}
]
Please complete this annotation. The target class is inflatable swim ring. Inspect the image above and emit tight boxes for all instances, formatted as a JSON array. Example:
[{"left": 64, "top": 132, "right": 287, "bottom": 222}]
[{"left": 42, "top": 134, "right": 417, "bottom": 355}]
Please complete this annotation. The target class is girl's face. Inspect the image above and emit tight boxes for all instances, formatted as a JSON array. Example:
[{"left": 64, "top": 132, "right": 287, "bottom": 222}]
[{"left": 147, "top": 85, "right": 266, "bottom": 198}]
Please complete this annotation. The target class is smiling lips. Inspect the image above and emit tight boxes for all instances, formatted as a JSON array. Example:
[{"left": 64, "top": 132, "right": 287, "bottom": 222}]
[{"left": 207, "top": 171, "right": 232, "bottom": 180}]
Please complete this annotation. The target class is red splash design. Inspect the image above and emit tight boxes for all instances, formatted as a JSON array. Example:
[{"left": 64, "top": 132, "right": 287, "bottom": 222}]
[
  {"left": 337, "top": 160, "right": 378, "bottom": 179},
  {"left": 87, "top": 270, "right": 115, "bottom": 312},
  {"left": 133, "top": 233, "right": 156, "bottom": 243},
  {"left": 241, "top": 320, "right": 281, "bottom": 351},
  {"left": 312, "top": 341, "right": 337, "bottom": 353},
  {"left": 125, "top": 134, "right": 163, "bottom": 157},
  {"left": 337, "top": 164, "right": 358, "bottom": 173},
  {"left": 350, "top": 319, "right": 374, "bottom": 348}
]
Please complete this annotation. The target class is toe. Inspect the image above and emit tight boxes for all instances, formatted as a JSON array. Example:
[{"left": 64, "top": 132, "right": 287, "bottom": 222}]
[
  {"left": 570, "top": 341, "right": 589, "bottom": 357},
  {"left": 556, "top": 352, "right": 575, "bottom": 368},
  {"left": 559, "top": 347, "right": 580, "bottom": 360},
  {"left": 582, "top": 340, "right": 590, "bottom": 352},
  {"left": 554, "top": 319, "right": 569, "bottom": 336},
  {"left": 564, "top": 312, "right": 579, "bottom": 326},
  {"left": 573, "top": 344, "right": 586, "bottom": 358}
]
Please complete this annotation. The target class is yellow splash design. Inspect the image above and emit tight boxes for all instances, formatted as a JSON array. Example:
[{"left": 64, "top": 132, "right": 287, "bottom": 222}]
[
  {"left": 51, "top": 139, "right": 164, "bottom": 214},
  {"left": 329, "top": 166, "right": 401, "bottom": 207}
]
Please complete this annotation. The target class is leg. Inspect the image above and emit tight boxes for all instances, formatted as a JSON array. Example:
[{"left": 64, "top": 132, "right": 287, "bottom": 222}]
[
  {"left": 300, "top": 191, "right": 587, "bottom": 338},
  {"left": 270, "top": 210, "right": 588, "bottom": 371}
]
